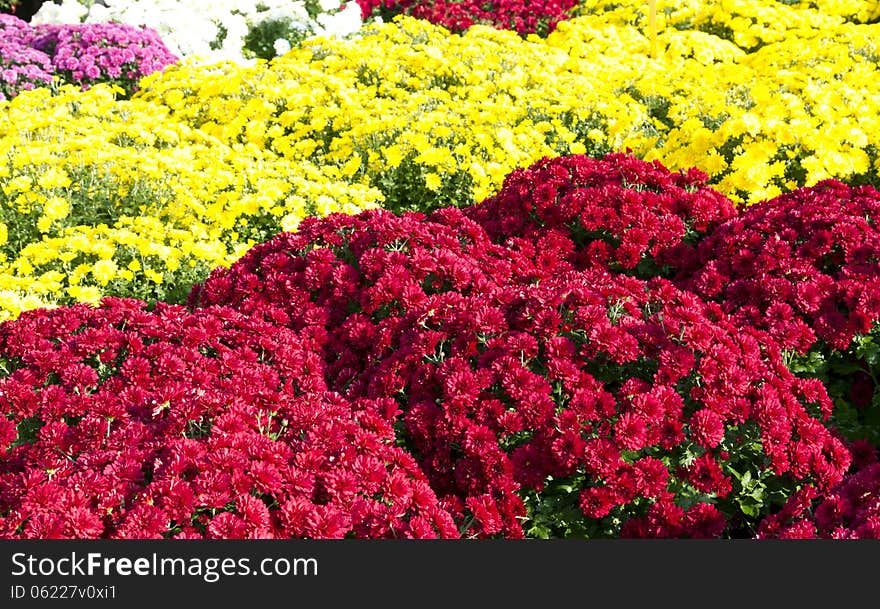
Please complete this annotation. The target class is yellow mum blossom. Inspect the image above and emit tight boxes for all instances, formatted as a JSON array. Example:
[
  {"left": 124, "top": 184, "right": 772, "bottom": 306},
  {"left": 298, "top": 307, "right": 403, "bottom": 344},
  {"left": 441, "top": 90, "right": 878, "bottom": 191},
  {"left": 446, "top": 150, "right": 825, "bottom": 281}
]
[
  {"left": 424, "top": 173, "right": 442, "bottom": 191},
  {"left": 65, "top": 285, "right": 102, "bottom": 305},
  {"left": 37, "top": 167, "right": 72, "bottom": 190},
  {"left": 144, "top": 269, "right": 164, "bottom": 285},
  {"left": 42, "top": 196, "right": 70, "bottom": 224},
  {"left": 91, "top": 259, "right": 118, "bottom": 286}
]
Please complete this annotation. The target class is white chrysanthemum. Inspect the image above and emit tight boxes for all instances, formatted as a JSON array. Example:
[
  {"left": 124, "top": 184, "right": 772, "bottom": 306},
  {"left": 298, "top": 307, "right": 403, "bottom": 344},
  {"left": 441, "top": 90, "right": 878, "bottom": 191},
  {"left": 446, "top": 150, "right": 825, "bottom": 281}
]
[
  {"left": 273, "top": 38, "right": 292, "bottom": 56},
  {"left": 317, "top": 2, "right": 363, "bottom": 38},
  {"left": 254, "top": 4, "right": 311, "bottom": 26},
  {"left": 30, "top": 0, "right": 89, "bottom": 24},
  {"left": 84, "top": 4, "right": 112, "bottom": 23},
  {"left": 89, "top": 2, "right": 221, "bottom": 58},
  {"left": 216, "top": 13, "right": 249, "bottom": 56}
]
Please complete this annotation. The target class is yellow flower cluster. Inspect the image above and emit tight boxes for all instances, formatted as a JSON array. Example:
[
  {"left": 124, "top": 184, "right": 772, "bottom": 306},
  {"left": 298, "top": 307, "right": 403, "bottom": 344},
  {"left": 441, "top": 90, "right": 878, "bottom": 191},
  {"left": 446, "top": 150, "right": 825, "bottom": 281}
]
[
  {"left": 0, "top": 84, "right": 382, "bottom": 320},
  {"left": 135, "top": 29, "right": 645, "bottom": 210},
  {"left": 547, "top": 11, "right": 880, "bottom": 202},
  {"left": 807, "top": 0, "right": 880, "bottom": 22},
  {"left": 575, "top": 0, "right": 880, "bottom": 50},
  {"left": 134, "top": 13, "right": 880, "bottom": 210}
]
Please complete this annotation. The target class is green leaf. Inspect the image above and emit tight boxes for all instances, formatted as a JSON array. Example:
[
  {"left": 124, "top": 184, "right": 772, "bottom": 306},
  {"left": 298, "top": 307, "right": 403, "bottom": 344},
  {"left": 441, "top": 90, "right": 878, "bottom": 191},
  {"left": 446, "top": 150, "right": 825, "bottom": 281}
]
[{"left": 738, "top": 502, "right": 760, "bottom": 518}]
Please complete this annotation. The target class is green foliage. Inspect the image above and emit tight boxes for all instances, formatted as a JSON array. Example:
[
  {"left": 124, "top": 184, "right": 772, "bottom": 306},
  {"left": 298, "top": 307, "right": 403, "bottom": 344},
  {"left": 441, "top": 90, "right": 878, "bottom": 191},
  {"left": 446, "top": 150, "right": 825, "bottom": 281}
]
[
  {"left": 12, "top": 416, "right": 43, "bottom": 449},
  {"left": 522, "top": 474, "right": 597, "bottom": 538},
  {"left": 243, "top": 16, "right": 309, "bottom": 61},
  {"left": 374, "top": 151, "right": 476, "bottom": 214},
  {"left": 783, "top": 329, "right": 880, "bottom": 446}
]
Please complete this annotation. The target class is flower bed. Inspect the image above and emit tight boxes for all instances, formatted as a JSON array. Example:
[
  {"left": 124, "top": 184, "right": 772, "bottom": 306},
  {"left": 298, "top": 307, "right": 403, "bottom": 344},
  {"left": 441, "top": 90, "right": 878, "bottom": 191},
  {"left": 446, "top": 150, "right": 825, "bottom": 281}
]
[
  {"left": 2, "top": 11, "right": 879, "bottom": 321},
  {"left": 4, "top": 153, "right": 879, "bottom": 538},
  {"left": 678, "top": 180, "right": 880, "bottom": 446},
  {"left": 757, "top": 445, "right": 880, "bottom": 538},
  {"left": 189, "top": 154, "right": 864, "bottom": 538},
  {"left": 2, "top": 3, "right": 880, "bottom": 540}
]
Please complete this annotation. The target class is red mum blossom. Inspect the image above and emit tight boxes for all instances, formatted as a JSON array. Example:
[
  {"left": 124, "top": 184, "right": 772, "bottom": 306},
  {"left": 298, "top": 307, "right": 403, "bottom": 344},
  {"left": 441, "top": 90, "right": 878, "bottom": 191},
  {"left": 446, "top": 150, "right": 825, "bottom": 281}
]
[
  {"left": 0, "top": 418, "right": 16, "bottom": 452},
  {"left": 681, "top": 503, "right": 728, "bottom": 539},
  {"left": 614, "top": 412, "right": 649, "bottom": 451},
  {"left": 680, "top": 454, "right": 732, "bottom": 498},
  {"left": 579, "top": 485, "right": 619, "bottom": 519},
  {"left": 690, "top": 409, "right": 726, "bottom": 449}
]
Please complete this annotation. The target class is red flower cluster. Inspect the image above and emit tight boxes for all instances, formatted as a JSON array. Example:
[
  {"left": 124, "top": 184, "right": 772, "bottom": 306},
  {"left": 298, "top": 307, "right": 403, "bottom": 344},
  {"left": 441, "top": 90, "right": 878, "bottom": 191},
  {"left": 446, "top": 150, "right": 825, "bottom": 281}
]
[
  {"left": 679, "top": 180, "right": 880, "bottom": 353},
  {"left": 0, "top": 299, "right": 457, "bottom": 539},
  {"left": 678, "top": 179, "right": 880, "bottom": 447},
  {"left": 756, "top": 440, "right": 880, "bottom": 539},
  {"left": 465, "top": 152, "right": 736, "bottom": 279},
  {"left": 355, "top": 0, "right": 581, "bottom": 37},
  {"left": 190, "top": 154, "right": 849, "bottom": 538}
]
